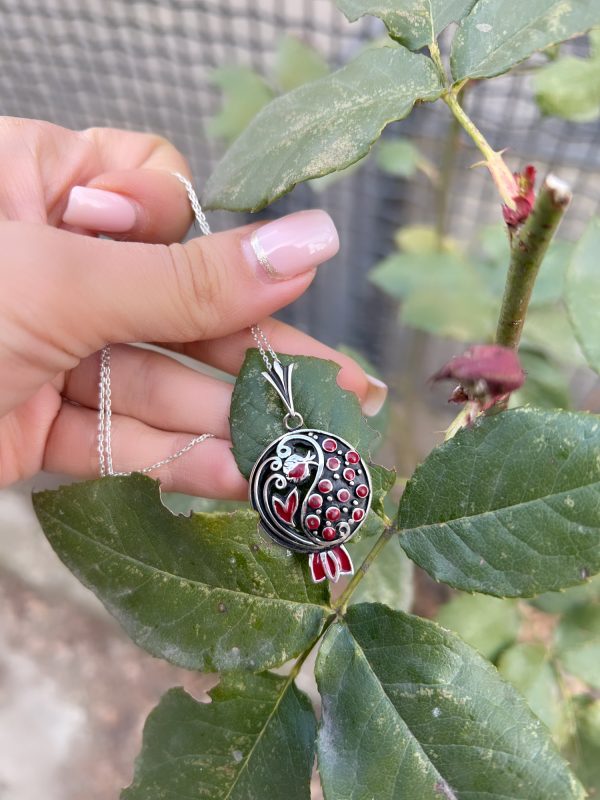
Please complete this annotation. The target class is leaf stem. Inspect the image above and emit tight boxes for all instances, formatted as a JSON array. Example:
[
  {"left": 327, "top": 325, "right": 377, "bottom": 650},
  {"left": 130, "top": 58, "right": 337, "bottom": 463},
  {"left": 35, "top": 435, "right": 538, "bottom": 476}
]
[
  {"left": 495, "top": 175, "right": 572, "bottom": 349},
  {"left": 443, "top": 90, "right": 517, "bottom": 210},
  {"left": 333, "top": 524, "right": 396, "bottom": 614}
]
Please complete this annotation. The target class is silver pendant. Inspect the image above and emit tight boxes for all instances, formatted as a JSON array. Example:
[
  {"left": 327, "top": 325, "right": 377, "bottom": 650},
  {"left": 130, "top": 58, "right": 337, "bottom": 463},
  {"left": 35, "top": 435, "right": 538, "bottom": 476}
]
[{"left": 249, "top": 361, "right": 371, "bottom": 583}]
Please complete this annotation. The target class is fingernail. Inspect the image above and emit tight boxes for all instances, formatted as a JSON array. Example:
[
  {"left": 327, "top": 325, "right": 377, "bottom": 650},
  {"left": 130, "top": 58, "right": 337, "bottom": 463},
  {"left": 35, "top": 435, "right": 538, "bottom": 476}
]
[
  {"left": 363, "top": 374, "right": 388, "bottom": 417},
  {"left": 243, "top": 209, "right": 339, "bottom": 280},
  {"left": 62, "top": 186, "right": 137, "bottom": 232}
]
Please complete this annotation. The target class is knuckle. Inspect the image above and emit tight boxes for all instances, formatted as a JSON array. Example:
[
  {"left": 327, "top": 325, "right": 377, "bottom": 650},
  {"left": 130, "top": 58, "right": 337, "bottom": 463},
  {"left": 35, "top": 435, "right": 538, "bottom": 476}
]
[{"left": 165, "top": 240, "right": 224, "bottom": 339}]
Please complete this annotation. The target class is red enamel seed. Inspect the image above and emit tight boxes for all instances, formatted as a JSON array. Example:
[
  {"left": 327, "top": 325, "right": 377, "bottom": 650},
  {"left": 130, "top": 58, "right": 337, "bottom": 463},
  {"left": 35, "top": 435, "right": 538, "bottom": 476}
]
[
  {"left": 356, "top": 484, "right": 369, "bottom": 499},
  {"left": 352, "top": 508, "right": 365, "bottom": 522},
  {"left": 326, "top": 507, "right": 341, "bottom": 522},
  {"left": 323, "top": 438, "right": 337, "bottom": 452},
  {"left": 308, "top": 494, "right": 323, "bottom": 509},
  {"left": 343, "top": 467, "right": 355, "bottom": 481},
  {"left": 346, "top": 451, "right": 360, "bottom": 464},
  {"left": 327, "top": 457, "right": 341, "bottom": 471},
  {"left": 337, "top": 488, "right": 350, "bottom": 503},
  {"left": 306, "top": 515, "right": 320, "bottom": 531},
  {"left": 322, "top": 527, "right": 336, "bottom": 541},
  {"left": 318, "top": 479, "right": 333, "bottom": 493}
]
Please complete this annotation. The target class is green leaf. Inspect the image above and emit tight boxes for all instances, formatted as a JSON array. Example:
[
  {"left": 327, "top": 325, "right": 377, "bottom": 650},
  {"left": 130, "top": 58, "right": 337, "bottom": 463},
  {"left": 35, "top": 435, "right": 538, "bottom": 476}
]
[
  {"left": 497, "top": 643, "right": 569, "bottom": 744},
  {"left": 348, "top": 537, "right": 414, "bottom": 609},
  {"left": 376, "top": 138, "right": 421, "bottom": 177},
  {"left": 566, "top": 216, "right": 600, "bottom": 374},
  {"left": 336, "top": 0, "right": 478, "bottom": 51},
  {"left": 523, "top": 305, "right": 585, "bottom": 366},
  {"left": 32, "top": 475, "right": 329, "bottom": 672},
  {"left": 274, "top": 36, "right": 329, "bottom": 92},
  {"left": 204, "top": 48, "right": 443, "bottom": 211},
  {"left": 513, "top": 349, "right": 571, "bottom": 410},
  {"left": 535, "top": 54, "right": 600, "bottom": 122},
  {"left": 316, "top": 604, "right": 584, "bottom": 800},
  {"left": 401, "top": 285, "right": 495, "bottom": 341},
  {"left": 394, "top": 224, "right": 458, "bottom": 254},
  {"left": 398, "top": 408, "right": 600, "bottom": 597},
  {"left": 531, "top": 240, "right": 573, "bottom": 307},
  {"left": 451, "top": 1, "right": 600, "bottom": 81},
  {"left": 370, "top": 463, "right": 396, "bottom": 519},
  {"left": 122, "top": 673, "right": 316, "bottom": 800},
  {"left": 555, "top": 604, "right": 600, "bottom": 689},
  {"left": 207, "top": 67, "right": 274, "bottom": 145},
  {"left": 563, "top": 695, "right": 600, "bottom": 796},
  {"left": 436, "top": 593, "right": 519, "bottom": 659},
  {"left": 229, "top": 350, "right": 379, "bottom": 479}
]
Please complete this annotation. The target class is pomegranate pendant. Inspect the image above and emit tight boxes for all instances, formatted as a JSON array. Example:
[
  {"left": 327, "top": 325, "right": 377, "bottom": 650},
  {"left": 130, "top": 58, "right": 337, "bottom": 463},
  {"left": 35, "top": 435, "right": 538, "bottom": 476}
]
[{"left": 249, "top": 361, "right": 371, "bottom": 583}]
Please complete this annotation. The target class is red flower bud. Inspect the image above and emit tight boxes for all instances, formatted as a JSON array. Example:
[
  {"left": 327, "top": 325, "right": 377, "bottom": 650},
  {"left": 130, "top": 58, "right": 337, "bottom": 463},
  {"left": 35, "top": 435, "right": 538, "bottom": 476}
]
[
  {"left": 502, "top": 165, "right": 536, "bottom": 227},
  {"left": 433, "top": 345, "right": 525, "bottom": 415}
]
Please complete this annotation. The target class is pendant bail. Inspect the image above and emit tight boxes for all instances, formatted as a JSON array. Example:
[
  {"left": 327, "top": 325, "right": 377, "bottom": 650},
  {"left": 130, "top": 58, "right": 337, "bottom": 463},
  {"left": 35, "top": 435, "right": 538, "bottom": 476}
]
[{"left": 262, "top": 361, "right": 304, "bottom": 429}]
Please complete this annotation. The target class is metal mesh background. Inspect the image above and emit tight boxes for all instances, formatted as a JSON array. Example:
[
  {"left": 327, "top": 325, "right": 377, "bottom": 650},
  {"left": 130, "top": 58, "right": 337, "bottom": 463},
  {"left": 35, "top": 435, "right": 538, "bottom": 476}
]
[{"left": 1, "top": 0, "right": 599, "bottom": 370}]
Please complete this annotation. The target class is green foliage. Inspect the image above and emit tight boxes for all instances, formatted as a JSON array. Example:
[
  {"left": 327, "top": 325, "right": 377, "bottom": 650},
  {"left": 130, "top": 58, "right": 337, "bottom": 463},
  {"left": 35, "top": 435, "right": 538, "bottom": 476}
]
[
  {"left": 566, "top": 216, "right": 600, "bottom": 374},
  {"left": 122, "top": 674, "right": 316, "bottom": 800},
  {"left": 436, "top": 593, "right": 520, "bottom": 659},
  {"left": 563, "top": 695, "right": 600, "bottom": 796},
  {"left": 274, "top": 36, "right": 329, "bottom": 91},
  {"left": 376, "top": 137, "right": 422, "bottom": 178},
  {"left": 555, "top": 604, "right": 600, "bottom": 689},
  {"left": 336, "top": 0, "right": 478, "bottom": 51},
  {"left": 399, "top": 408, "right": 600, "bottom": 597},
  {"left": 535, "top": 30, "right": 600, "bottom": 122},
  {"left": 349, "top": 536, "right": 414, "bottom": 609},
  {"left": 513, "top": 349, "right": 571, "bottom": 410},
  {"left": 203, "top": 47, "right": 443, "bottom": 210},
  {"left": 316, "top": 604, "right": 584, "bottom": 800},
  {"left": 451, "top": 1, "right": 600, "bottom": 80},
  {"left": 207, "top": 67, "right": 273, "bottom": 145},
  {"left": 497, "top": 643, "right": 569, "bottom": 744},
  {"left": 33, "top": 476, "right": 329, "bottom": 672}
]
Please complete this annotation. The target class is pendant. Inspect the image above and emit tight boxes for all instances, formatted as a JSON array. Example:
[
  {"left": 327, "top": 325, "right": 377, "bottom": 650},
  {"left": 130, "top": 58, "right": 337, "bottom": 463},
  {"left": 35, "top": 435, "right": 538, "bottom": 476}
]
[{"left": 249, "top": 361, "right": 371, "bottom": 583}]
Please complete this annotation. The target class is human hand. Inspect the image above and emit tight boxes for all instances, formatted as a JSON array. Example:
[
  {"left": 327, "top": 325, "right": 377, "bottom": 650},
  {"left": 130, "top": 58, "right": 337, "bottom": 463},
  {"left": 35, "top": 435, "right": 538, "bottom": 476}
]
[{"left": 0, "top": 118, "right": 387, "bottom": 496}]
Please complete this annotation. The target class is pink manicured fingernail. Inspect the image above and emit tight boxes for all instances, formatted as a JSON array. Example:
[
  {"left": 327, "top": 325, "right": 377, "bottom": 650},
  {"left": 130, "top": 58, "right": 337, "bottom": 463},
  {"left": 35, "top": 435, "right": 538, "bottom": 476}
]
[
  {"left": 363, "top": 374, "right": 388, "bottom": 417},
  {"left": 243, "top": 209, "right": 339, "bottom": 280},
  {"left": 62, "top": 186, "right": 137, "bottom": 232}
]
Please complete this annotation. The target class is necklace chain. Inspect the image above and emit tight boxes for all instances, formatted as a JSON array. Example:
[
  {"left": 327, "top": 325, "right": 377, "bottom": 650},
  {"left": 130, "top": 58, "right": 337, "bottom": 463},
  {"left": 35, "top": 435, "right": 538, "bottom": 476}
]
[{"left": 97, "top": 171, "right": 278, "bottom": 477}]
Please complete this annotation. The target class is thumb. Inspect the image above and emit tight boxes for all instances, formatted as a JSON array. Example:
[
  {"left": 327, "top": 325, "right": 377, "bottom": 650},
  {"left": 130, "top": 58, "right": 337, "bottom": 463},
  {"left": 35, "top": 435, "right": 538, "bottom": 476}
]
[{"left": 62, "top": 168, "right": 194, "bottom": 244}]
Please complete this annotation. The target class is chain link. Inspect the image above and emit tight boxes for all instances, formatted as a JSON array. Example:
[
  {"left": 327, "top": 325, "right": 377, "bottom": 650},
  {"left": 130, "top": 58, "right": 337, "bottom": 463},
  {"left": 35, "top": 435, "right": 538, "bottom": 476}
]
[{"left": 97, "top": 172, "right": 278, "bottom": 477}]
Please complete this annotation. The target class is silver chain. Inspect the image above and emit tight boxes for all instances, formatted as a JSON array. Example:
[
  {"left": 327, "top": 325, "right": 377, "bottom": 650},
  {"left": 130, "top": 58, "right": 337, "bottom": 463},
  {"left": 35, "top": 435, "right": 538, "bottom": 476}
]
[{"left": 97, "top": 171, "right": 278, "bottom": 477}]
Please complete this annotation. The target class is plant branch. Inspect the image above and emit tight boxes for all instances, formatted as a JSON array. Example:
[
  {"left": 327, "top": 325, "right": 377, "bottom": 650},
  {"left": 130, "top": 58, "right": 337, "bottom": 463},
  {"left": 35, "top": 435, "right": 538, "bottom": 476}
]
[
  {"left": 495, "top": 175, "right": 572, "bottom": 349},
  {"left": 333, "top": 524, "right": 396, "bottom": 614},
  {"left": 435, "top": 90, "right": 464, "bottom": 247},
  {"left": 443, "top": 90, "right": 517, "bottom": 210}
]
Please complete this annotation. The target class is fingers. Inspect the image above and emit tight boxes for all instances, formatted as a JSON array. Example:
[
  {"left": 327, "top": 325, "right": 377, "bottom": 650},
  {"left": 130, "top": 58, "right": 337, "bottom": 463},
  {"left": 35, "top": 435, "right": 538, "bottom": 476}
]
[
  {"left": 63, "top": 344, "right": 233, "bottom": 439},
  {"left": 62, "top": 128, "right": 194, "bottom": 243},
  {"left": 43, "top": 402, "right": 248, "bottom": 499},
  {"left": 3, "top": 210, "right": 338, "bottom": 361},
  {"left": 165, "top": 317, "right": 388, "bottom": 416}
]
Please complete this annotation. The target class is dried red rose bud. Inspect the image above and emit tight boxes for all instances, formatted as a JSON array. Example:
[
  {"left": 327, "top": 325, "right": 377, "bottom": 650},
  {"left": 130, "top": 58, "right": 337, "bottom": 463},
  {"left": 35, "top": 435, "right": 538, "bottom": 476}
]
[
  {"left": 433, "top": 345, "right": 525, "bottom": 412},
  {"left": 502, "top": 165, "right": 536, "bottom": 227}
]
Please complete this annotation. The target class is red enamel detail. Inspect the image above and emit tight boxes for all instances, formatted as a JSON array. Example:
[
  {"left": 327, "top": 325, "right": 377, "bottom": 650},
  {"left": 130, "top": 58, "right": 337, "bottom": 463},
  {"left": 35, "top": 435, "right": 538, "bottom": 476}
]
[
  {"left": 318, "top": 479, "right": 333, "bottom": 493},
  {"left": 337, "top": 488, "right": 350, "bottom": 503},
  {"left": 309, "top": 553, "right": 326, "bottom": 583},
  {"left": 273, "top": 488, "right": 298, "bottom": 524},
  {"left": 288, "top": 462, "right": 309, "bottom": 481},
  {"left": 356, "top": 484, "right": 369, "bottom": 499},
  {"left": 323, "top": 526, "right": 336, "bottom": 541},
  {"left": 343, "top": 467, "right": 355, "bottom": 481},
  {"left": 326, "top": 457, "right": 341, "bottom": 471},
  {"left": 334, "top": 545, "right": 353, "bottom": 574},
  {"left": 308, "top": 494, "right": 323, "bottom": 509},
  {"left": 306, "top": 514, "right": 320, "bottom": 531},
  {"left": 346, "top": 451, "right": 360, "bottom": 464},
  {"left": 326, "top": 506, "right": 341, "bottom": 522},
  {"left": 352, "top": 508, "right": 365, "bottom": 522},
  {"left": 323, "top": 438, "right": 337, "bottom": 452}
]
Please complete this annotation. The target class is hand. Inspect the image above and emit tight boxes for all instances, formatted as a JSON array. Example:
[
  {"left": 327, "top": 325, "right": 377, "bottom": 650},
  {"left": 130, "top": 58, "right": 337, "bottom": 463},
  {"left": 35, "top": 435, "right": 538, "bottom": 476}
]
[{"left": 0, "top": 118, "right": 387, "bottom": 497}]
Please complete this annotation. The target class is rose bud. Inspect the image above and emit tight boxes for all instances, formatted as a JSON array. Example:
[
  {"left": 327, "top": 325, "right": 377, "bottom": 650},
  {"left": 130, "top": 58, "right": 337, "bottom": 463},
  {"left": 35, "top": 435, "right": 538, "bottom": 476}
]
[
  {"left": 432, "top": 345, "right": 525, "bottom": 415},
  {"left": 502, "top": 165, "right": 536, "bottom": 227}
]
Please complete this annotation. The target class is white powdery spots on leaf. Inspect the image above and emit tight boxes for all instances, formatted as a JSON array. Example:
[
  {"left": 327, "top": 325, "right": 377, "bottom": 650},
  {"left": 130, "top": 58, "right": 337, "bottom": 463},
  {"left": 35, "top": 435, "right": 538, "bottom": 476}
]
[
  {"left": 564, "top": 496, "right": 575, "bottom": 508},
  {"left": 432, "top": 706, "right": 441, "bottom": 718},
  {"left": 476, "top": 22, "right": 492, "bottom": 32},
  {"left": 232, "top": 749, "right": 243, "bottom": 763}
]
